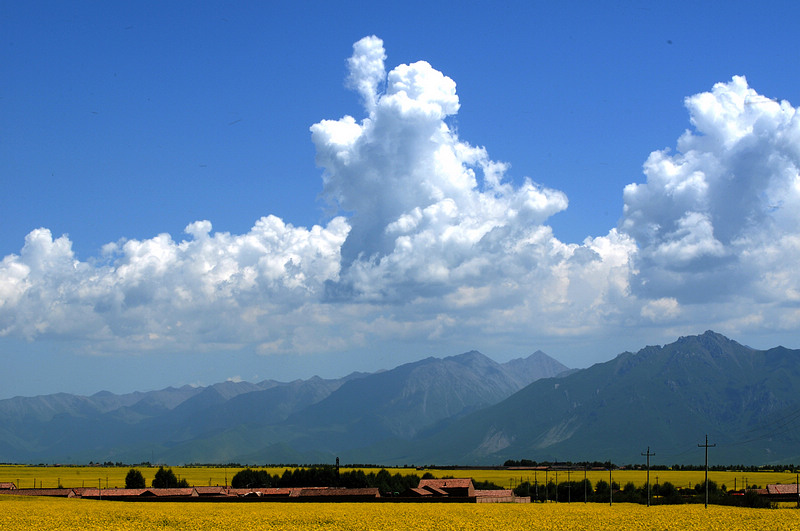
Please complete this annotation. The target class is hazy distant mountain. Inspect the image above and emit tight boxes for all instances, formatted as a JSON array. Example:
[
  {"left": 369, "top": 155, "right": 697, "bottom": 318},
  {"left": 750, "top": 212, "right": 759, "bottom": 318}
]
[
  {"left": 400, "top": 331, "right": 800, "bottom": 465},
  {"left": 289, "top": 351, "right": 569, "bottom": 435},
  {"left": 0, "top": 377, "right": 352, "bottom": 463},
  {"left": 10, "top": 333, "right": 798, "bottom": 466},
  {"left": 155, "top": 350, "right": 569, "bottom": 463},
  {"left": 274, "top": 350, "right": 570, "bottom": 454},
  {"left": 0, "top": 350, "right": 566, "bottom": 464}
]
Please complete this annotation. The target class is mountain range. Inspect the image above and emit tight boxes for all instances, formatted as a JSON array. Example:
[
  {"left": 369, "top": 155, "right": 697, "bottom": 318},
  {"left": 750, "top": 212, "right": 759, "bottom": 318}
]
[
  {"left": 394, "top": 331, "right": 800, "bottom": 465},
  {"left": 2, "top": 332, "right": 799, "bottom": 466},
  {"left": 0, "top": 350, "right": 568, "bottom": 464}
]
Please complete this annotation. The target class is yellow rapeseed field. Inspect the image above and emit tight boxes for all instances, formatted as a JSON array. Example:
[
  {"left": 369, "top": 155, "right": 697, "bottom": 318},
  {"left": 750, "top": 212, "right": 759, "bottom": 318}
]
[
  {"left": 3, "top": 465, "right": 797, "bottom": 491},
  {"left": 0, "top": 465, "right": 243, "bottom": 490},
  {"left": 424, "top": 468, "right": 799, "bottom": 491},
  {"left": 1, "top": 495, "right": 799, "bottom": 530}
]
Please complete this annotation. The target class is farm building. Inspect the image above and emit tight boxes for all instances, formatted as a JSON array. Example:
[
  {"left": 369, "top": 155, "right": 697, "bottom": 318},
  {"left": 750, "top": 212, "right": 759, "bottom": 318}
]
[
  {"left": 416, "top": 478, "right": 474, "bottom": 497},
  {"left": 406, "top": 478, "right": 527, "bottom": 503},
  {"left": 765, "top": 484, "right": 800, "bottom": 503}
]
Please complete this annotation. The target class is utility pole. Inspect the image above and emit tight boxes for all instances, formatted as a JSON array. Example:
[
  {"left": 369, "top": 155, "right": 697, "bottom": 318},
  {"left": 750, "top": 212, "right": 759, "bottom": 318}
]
[
  {"left": 567, "top": 469, "right": 571, "bottom": 503},
  {"left": 545, "top": 469, "right": 548, "bottom": 502},
  {"left": 698, "top": 434, "right": 716, "bottom": 509},
  {"left": 584, "top": 466, "right": 587, "bottom": 503},
  {"left": 641, "top": 447, "right": 655, "bottom": 507},
  {"left": 609, "top": 465, "right": 613, "bottom": 506}
]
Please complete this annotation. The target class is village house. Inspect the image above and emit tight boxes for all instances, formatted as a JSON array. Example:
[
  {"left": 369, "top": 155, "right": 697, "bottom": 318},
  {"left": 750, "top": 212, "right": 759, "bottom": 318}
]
[
  {"left": 406, "top": 478, "right": 528, "bottom": 503},
  {"left": 765, "top": 484, "right": 800, "bottom": 503},
  {"left": 416, "top": 478, "right": 474, "bottom": 497}
]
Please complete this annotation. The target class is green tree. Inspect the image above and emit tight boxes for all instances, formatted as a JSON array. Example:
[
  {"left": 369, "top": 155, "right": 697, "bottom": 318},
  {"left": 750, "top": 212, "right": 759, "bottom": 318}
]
[
  {"left": 125, "top": 468, "right": 146, "bottom": 489},
  {"left": 593, "top": 479, "right": 610, "bottom": 502},
  {"left": 151, "top": 466, "right": 189, "bottom": 488},
  {"left": 231, "top": 468, "right": 276, "bottom": 488},
  {"left": 654, "top": 481, "right": 682, "bottom": 504},
  {"left": 513, "top": 481, "right": 531, "bottom": 497}
]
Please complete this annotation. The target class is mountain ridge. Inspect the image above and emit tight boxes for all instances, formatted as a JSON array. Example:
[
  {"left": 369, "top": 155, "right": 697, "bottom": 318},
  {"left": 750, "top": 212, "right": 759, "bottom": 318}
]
[
  {"left": 392, "top": 331, "right": 800, "bottom": 465},
  {"left": 0, "top": 349, "right": 568, "bottom": 464},
  {"left": 4, "top": 332, "right": 799, "bottom": 466}
]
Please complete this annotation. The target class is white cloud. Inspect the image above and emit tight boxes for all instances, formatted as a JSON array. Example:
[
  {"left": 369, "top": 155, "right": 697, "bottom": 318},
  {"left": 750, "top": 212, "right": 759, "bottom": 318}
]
[
  {"left": 0, "top": 218, "right": 349, "bottom": 351},
  {"left": 312, "top": 36, "right": 573, "bottom": 303},
  {"left": 346, "top": 35, "right": 386, "bottom": 112},
  {"left": 1, "top": 42, "right": 800, "bottom": 366},
  {"left": 641, "top": 298, "right": 681, "bottom": 322},
  {"left": 622, "top": 76, "right": 800, "bottom": 311}
]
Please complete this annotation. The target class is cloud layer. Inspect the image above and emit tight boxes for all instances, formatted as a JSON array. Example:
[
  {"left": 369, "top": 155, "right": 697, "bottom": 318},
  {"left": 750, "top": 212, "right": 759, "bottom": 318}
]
[{"left": 2, "top": 37, "right": 799, "bottom": 361}]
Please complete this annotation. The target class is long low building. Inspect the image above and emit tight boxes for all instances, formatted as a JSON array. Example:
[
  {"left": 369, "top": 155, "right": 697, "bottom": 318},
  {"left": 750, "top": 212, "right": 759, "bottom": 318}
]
[
  {"left": 1, "top": 478, "right": 528, "bottom": 503},
  {"left": 3, "top": 485, "right": 382, "bottom": 502}
]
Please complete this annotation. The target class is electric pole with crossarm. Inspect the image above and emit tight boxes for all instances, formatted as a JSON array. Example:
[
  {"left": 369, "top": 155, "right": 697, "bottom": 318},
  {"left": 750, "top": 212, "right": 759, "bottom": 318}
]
[
  {"left": 698, "top": 434, "right": 716, "bottom": 508},
  {"left": 641, "top": 446, "right": 655, "bottom": 507}
]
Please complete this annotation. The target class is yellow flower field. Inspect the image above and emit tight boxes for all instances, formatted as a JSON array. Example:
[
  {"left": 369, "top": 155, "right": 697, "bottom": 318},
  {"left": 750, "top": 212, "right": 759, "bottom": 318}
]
[
  {"left": 3, "top": 465, "right": 797, "bottom": 491},
  {"left": 425, "top": 468, "right": 800, "bottom": 491},
  {"left": 1, "top": 495, "right": 799, "bottom": 531}
]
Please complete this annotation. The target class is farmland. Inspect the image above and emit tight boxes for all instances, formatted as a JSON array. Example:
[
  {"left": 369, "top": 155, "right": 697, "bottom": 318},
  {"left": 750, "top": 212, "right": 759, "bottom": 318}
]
[
  {"left": 440, "top": 468, "right": 800, "bottom": 492},
  {"left": 1, "top": 494, "right": 799, "bottom": 530},
  {"left": 2, "top": 465, "right": 797, "bottom": 492}
]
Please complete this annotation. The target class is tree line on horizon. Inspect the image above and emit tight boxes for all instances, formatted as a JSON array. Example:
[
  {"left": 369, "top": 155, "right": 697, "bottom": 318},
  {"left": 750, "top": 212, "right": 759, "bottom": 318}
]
[
  {"left": 503, "top": 459, "right": 800, "bottom": 472},
  {"left": 229, "top": 466, "right": 422, "bottom": 495},
  {"left": 512, "top": 478, "right": 772, "bottom": 508}
]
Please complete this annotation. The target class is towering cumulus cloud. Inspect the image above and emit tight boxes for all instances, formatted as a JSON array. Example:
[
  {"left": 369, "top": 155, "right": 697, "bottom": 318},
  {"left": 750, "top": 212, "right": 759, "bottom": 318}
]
[
  {"left": 312, "top": 36, "right": 580, "bottom": 301},
  {"left": 622, "top": 76, "right": 800, "bottom": 325},
  {"left": 1, "top": 37, "right": 799, "bottom": 361}
]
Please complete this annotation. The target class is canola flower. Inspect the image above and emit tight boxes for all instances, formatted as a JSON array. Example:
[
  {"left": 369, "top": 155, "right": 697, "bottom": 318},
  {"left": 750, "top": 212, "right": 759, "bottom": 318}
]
[{"left": 2, "top": 496, "right": 800, "bottom": 530}]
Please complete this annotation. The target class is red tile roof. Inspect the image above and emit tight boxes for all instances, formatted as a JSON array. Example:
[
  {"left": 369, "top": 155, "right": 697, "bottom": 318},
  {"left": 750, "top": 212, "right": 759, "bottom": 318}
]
[
  {"left": 418, "top": 478, "right": 473, "bottom": 489},
  {"left": 296, "top": 487, "right": 380, "bottom": 497},
  {"left": 9, "top": 488, "right": 76, "bottom": 497},
  {"left": 767, "top": 484, "right": 800, "bottom": 495},
  {"left": 475, "top": 489, "right": 514, "bottom": 497},
  {"left": 417, "top": 478, "right": 475, "bottom": 497}
]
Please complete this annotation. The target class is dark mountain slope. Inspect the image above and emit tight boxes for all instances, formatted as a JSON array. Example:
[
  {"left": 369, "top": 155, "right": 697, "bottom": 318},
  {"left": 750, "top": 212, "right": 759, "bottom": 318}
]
[
  {"left": 145, "top": 350, "right": 567, "bottom": 464},
  {"left": 280, "top": 350, "right": 568, "bottom": 453},
  {"left": 0, "top": 377, "right": 349, "bottom": 463},
  {"left": 403, "top": 332, "right": 800, "bottom": 465}
]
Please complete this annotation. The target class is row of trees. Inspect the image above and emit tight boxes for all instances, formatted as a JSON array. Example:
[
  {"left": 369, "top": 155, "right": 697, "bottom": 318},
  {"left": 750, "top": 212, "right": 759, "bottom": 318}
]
[
  {"left": 512, "top": 479, "right": 771, "bottom": 508},
  {"left": 503, "top": 458, "right": 799, "bottom": 473},
  {"left": 124, "top": 466, "right": 189, "bottom": 489},
  {"left": 231, "top": 466, "right": 424, "bottom": 495}
]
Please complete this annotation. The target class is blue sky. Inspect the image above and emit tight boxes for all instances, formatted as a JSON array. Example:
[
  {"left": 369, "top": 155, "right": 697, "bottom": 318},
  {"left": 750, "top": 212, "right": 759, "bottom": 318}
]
[{"left": 2, "top": 1, "right": 800, "bottom": 398}]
